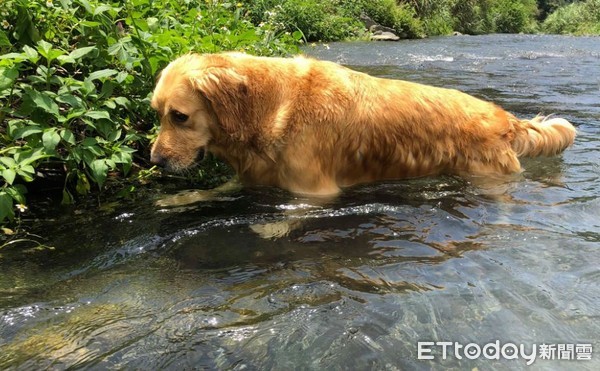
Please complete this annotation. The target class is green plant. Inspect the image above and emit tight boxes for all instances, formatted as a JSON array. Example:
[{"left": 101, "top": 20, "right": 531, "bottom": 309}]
[
  {"left": 542, "top": 0, "right": 600, "bottom": 35},
  {"left": 254, "top": 0, "right": 364, "bottom": 42},
  {"left": 450, "top": 0, "right": 538, "bottom": 34},
  {"left": 352, "top": 0, "right": 425, "bottom": 38},
  {"left": 0, "top": 0, "right": 300, "bottom": 224},
  {"left": 491, "top": 0, "right": 538, "bottom": 33},
  {"left": 242, "top": 0, "right": 427, "bottom": 41}
]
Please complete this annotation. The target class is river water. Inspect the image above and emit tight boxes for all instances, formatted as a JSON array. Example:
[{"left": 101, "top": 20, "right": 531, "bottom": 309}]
[{"left": 1, "top": 35, "right": 599, "bottom": 369}]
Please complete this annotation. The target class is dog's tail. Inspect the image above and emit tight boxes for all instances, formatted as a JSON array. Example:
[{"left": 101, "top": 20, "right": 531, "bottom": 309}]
[{"left": 511, "top": 116, "right": 576, "bottom": 157}]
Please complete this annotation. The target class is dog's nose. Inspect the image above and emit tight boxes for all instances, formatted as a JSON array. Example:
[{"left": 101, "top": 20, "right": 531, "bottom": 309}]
[{"left": 150, "top": 152, "right": 167, "bottom": 167}]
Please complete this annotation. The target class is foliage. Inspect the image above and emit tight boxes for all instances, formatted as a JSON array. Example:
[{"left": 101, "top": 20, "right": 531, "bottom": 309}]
[
  {"left": 242, "top": 0, "right": 562, "bottom": 39},
  {"left": 491, "top": 0, "right": 539, "bottom": 33},
  {"left": 0, "top": 0, "right": 300, "bottom": 224},
  {"left": 242, "top": 0, "right": 425, "bottom": 41},
  {"left": 273, "top": 0, "right": 364, "bottom": 42},
  {"left": 360, "top": 0, "right": 425, "bottom": 38},
  {"left": 537, "top": 0, "right": 574, "bottom": 19},
  {"left": 450, "top": 0, "right": 539, "bottom": 34},
  {"left": 408, "top": 0, "right": 455, "bottom": 35},
  {"left": 542, "top": 0, "right": 600, "bottom": 34}
]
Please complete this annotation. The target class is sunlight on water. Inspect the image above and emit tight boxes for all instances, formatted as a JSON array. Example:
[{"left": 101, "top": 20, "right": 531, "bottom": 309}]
[{"left": 1, "top": 35, "right": 599, "bottom": 369}]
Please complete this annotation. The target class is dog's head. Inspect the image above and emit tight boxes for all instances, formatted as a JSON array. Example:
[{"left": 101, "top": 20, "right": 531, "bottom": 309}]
[{"left": 150, "top": 53, "right": 253, "bottom": 172}]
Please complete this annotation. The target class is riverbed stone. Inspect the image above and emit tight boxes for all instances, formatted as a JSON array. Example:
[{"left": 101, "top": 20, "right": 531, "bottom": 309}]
[
  {"left": 360, "top": 13, "right": 401, "bottom": 41},
  {"left": 371, "top": 31, "right": 400, "bottom": 41}
]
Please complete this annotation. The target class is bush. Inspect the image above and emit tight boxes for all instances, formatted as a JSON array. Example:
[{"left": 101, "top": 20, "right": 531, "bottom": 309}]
[
  {"left": 242, "top": 0, "right": 425, "bottom": 41},
  {"left": 410, "top": 0, "right": 454, "bottom": 36},
  {"left": 0, "top": 0, "right": 300, "bottom": 224},
  {"left": 451, "top": 0, "right": 538, "bottom": 34},
  {"left": 274, "top": 0, "right": 364, "bottom": 41},
  {"left": 492, "top": 0, "right": 538, "bottom": 33},
  {"left": 450, "top": 0, "right": 491, "bottom": 34},
  {"left": 542, "top": 0, "right": 600, "bottom": 35},
  {"left": 348, "top": 0, "right": 425, "bottom": 38}
]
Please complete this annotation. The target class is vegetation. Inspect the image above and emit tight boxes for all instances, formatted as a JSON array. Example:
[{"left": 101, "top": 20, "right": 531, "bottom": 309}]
[
  {"left": 0, "top": 0, "right": 300, "bottom": 225},
  {"left": 0, "top": 0, "right": 598, "bottom": 228},
  {"left": 542, "top": 0, "right": 600, "bottom": 34},
  {"left": 241, "top": 0, "right": 584, "bottom": 39}
]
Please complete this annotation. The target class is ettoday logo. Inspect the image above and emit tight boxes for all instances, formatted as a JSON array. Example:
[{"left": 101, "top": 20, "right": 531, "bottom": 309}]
[{"left": 418, "top": 341, "right": 593, "bottom": 365}]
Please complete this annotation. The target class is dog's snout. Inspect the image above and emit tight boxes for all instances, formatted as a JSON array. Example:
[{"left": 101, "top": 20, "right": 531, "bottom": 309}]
[{"left": 150, "top": 151, "right": 167, "bottom": 168}]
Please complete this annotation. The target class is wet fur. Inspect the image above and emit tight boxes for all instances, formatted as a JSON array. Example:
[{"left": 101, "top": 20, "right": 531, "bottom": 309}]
[{"left": 151, "top": 53, "right": 576, "bottom": 196}]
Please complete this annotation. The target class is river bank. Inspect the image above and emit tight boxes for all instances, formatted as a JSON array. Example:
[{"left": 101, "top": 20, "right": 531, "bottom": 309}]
[{"left": 241, "top": 0, "right": 600, "bottom": 42}]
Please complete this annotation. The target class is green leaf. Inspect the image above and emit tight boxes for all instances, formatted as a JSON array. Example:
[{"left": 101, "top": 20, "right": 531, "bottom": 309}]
[
  {"left": 61, "top": 188, "right": 74, "bottom": 205},
  {"left": 115, "top": 71, "right": 129, "bottom": 83},
  {"left": 86, "top": 69, "right": 118, "bottom": 82},
  {"left": 24, "top": 88, "right": 60, "bottom": 116},
  {"left": 118, "top": 145, "right": 136, "bottom": 154},
  {"left": 94, "top": 4, "right": 118, "bottom": 16},
  {"left": 89, "top": 159, "right": 109, "bottom": 188},
  {"left": 37, "top": 40, "right": 53, "bottom": 57},
  {"left": 0, "top": 53, "right": 28, "bottom": 61},
  {"left": 37, "top": 40, "right": 64, "bottom": 63},
  {"left": 69, "top": 46, "right": 96, "bottom": 60},
  {"left": 2, "top": 169, "right": 16, "bottom": 185},
  {"left": 16, "top": 165, "right": 35, "bottom": 182},
  {"left": 0, "top": 67, "right": 19, "bottom": 91},
  {"left": 57, "top": 94, "right": 83, "bottom": 108},
  {"left": 85, "top": 110, "right": 111, "bottom": 120},
  {"left": 106, "top": 128, "right": 122, "bottom": 142},
  {"left": 113, "top": 96, "right": 130, "bottom": 107},
  {"left": 13, "top": 125, "right": 43, "bottom": 140},
  {"left": 84, "top": 145, "right": 104, "bottom": 157},
  {"left": 77, "top": 0, "right": 93, "bottom": 14},
  {"left": 66, "top": 109, "right": 86, "bottom": 121},
  {"left": 5, "top": 184, "right": 27, "bottom": 204},
  {"left": 0, "top": 191, "right": 14, "bottom": 222},
  {"left": 22, "top": 45, "right": 39, "bottom": 61},
  {"left": 60, "top": 129, "right": 76, "bottom": 145},
  {"left": 0, "top": 30, "right": 10, "bottom": 48},
  {"left": 79, "top": 20, "right": 101, "bottom": 27},
  {"left": 81, "top": 80, "right": 96, "bottom": 95},
  {"left": 57, "top": 55, "right": 76, "bottom": 64},
  {"left": 292, "top": 31, "right": 304, "bottom": 41},
  {"left": 81, "top": 137, "right": 98, "bottom": 147},
  {"left": 14, "top": 3, "right": 40, "bottom": 46},
  {"left": 76, "top": 172, "right": 90, "bottom": 194},
  {"left": 0, "top": 157, "right": 16, "bottom": 168},
  {"left": 42, "top": 128, "right": 61, "bottom": 151},
  {"left": 14, "top": 148, "right": 52, "bottom": 167}
]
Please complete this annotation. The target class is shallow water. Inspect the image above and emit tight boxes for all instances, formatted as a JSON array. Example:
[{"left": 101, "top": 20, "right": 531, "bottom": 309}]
[{"left": 1, "top": 35, "right": 599, "bottom": 370}]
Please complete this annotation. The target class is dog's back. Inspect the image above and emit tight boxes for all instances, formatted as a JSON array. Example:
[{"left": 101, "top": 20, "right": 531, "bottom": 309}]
[{"left": 151, "top": 53, "right": 576, "bottom": 196}]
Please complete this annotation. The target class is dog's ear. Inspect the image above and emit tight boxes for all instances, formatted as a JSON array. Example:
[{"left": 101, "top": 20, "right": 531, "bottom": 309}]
[{"left": 190, "top": 67, "right": 250, "bottom": 139}]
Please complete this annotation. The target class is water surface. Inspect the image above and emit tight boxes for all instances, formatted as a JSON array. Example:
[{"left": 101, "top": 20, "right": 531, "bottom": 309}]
[{"left": 1, "top": 35, "right": 599, "bottom": 370}]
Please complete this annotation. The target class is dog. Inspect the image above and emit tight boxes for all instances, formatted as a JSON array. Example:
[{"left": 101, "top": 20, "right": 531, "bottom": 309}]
[{"left": 150, "top": 52, "right": 576, "bottom": 196}]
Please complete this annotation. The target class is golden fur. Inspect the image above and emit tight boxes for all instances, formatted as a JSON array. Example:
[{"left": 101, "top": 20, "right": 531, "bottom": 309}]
[{"left": 150, "top": 52, "right": 576, "bottom": 196}]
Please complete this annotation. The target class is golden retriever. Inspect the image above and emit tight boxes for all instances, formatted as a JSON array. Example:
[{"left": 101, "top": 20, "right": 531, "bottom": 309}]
[{"left": 150, "top": 52, "right": 576, "bottom": 196}]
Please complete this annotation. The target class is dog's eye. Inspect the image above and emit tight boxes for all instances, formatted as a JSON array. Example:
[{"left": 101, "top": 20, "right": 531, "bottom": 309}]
[{"left": 170, "top": 110, "right": 189, "bottom": 124}]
